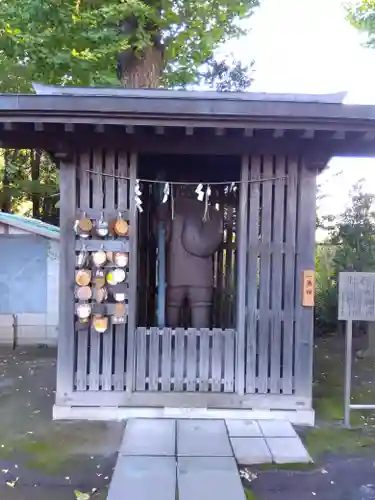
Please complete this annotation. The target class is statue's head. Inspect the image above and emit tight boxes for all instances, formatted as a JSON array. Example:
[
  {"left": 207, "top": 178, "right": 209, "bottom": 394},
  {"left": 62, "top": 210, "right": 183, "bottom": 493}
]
[{"left": 175, "top": 184, "right": 195, "bottom": 199}]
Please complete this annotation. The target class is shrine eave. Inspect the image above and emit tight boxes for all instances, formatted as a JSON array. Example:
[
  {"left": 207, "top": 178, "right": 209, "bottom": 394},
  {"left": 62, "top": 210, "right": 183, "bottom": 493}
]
[{"left": 1, "top": 87, "right": 375, "bottom": 158}]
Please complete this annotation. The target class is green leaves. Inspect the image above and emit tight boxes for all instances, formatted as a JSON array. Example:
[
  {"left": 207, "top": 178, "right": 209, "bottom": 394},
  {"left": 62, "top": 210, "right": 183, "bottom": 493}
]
[
  {"left": 0, "top": 0, "right": 259, "bottom": 90},
  {"left": 316, "top": 180, "right": 375, "bottom": 333},
  {"left": 347, "top": 0, "right": 375, "bottom": 47}
]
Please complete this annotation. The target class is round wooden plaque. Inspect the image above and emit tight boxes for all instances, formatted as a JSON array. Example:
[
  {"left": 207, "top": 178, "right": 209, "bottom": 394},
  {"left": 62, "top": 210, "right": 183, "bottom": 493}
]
[
  {"left": 114, "top": 252, "right": 129, "bottom": 268},
  {"left": 78, "top": 217, "right": 93, "bottom": 233},
  {"left": 92, "top": 315, "right": 108, "bottom": 333},
  {"left": 113, "top": 268, "right": 126, "bottom": 284},
  {"left": 92, "top": 249, "right": 107, "bottom": 267},
  {"left": 75, "top": 285, "right": 92, "bottom": 301},
  {"left": 106, "top": 271, "right": 117, "bottom": 286},
  {"left": 77, "top": 303, "right": 91, "bottom": 319},
  {"left": 75, "top": 269, "right": 91, "bottom": 287},
  {"left": 114, "top": 219, "right": 129, "bottom": 237}
]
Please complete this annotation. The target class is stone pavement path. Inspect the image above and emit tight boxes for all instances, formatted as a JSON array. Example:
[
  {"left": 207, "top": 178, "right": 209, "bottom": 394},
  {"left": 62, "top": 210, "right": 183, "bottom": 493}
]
[{"left": 0, "top": 346, "right": 375, "bottom": 500}]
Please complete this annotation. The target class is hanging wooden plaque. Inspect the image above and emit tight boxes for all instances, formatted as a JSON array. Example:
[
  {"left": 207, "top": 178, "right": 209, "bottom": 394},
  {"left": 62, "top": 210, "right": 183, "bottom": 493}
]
[
  {"left": 302, "top": 270, "right": 315, "bottom": 307},
  {"left": 75, "top": 269, "right": 91, "bottom": 287},
  {"left": 93, "top": 269, "right": 106, "bottom": 289},
  {"left": 75, "top": 285, "right": 92, "bottom": 301},
  {"left": 92, "top": 315, "right": 108, "bottom": 333}
]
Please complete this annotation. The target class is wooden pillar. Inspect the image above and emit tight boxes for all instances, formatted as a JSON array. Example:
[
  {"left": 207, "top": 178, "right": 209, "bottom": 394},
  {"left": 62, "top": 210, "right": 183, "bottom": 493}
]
[
  {"left": 56, "top": 158, "right": 77, "bottom": 404},
  {"left": 294, "top": 158, "right": 318, "bottom": 399},
  {"left": 235, "top": 155, "right": 249, "bottom": 396},
  {"left": 126, "top": 153, "right": 138, "bottom": 392}
]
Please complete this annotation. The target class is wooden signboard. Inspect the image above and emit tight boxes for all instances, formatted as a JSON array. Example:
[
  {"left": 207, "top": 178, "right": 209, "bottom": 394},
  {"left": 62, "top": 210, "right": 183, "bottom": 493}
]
[
  {"left": 338, "top": 272, "right": 375, "bottom": 321},
  {"left": 302, "top": 270, "right": 315, "bottom": 307}
]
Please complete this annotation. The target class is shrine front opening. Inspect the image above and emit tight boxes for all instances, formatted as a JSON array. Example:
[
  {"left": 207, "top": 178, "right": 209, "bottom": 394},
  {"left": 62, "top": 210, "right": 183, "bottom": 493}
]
[{"left": 135, "top": 154, "right": 241, "bottom": 395}]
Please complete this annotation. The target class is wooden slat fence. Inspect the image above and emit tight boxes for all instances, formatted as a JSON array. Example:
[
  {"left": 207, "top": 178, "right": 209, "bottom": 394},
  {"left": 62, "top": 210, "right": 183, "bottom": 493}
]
[
  {"left": 73, "top": 150, "right": 135, "bottom": 392},
  {"left": 244, "top": 155, "right": 315, "bottom": 397},
  {"left": 135, "top": 328, "right": 236, "bottom": 393}
]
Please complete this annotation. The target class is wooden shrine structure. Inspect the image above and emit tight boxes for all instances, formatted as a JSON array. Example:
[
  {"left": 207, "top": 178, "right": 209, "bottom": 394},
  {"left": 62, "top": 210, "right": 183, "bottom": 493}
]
[{"left": 2, "top": 87, "right": 375, "bottom": 425}]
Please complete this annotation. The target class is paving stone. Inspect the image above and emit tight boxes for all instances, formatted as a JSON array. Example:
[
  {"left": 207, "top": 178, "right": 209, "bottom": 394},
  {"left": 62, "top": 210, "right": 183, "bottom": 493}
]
[
  {"left": 226, "top": 420, "right": 262, "bottom": 438},
  {"left": 231, "top": 437, "right": 272, "bottom": 465},
  {"left": 266, "top": 437, "right": 312, "bottom": 464},
  {"left": 120, "top": 419, "right": 176, "bottom": 456},
  {"left": 177, "top": 419, "right": 232, "bottom": 457},
  {"left": 108, "top": 456, "right": 176, "bottom": 500},
  {"left": 178, "top": 456, "right": 246, "bottom": 500},
  {"left": 258, "top": 419, "right": 297, "bottom": 438}
]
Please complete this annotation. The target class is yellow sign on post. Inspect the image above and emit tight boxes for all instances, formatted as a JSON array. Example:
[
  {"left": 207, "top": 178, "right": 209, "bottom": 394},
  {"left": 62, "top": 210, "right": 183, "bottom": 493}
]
[{"left": 302, "top": 270, "right": 315, "bottom": 307}]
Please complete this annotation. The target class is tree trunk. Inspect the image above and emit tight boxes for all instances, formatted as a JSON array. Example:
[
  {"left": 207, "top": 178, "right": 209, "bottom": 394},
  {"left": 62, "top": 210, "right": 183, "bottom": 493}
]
[
  {"left": 121, "top": 45, "right": 163, "bottom": 88},
  {"left": 31, "top": 149, "right": 41, "bottom": 219}
]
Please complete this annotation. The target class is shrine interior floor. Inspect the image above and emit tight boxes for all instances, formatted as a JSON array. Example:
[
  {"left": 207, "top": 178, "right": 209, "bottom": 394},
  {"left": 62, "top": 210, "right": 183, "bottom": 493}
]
[{"left": 107, "top": 418, "right": 312, "bottom": 500}]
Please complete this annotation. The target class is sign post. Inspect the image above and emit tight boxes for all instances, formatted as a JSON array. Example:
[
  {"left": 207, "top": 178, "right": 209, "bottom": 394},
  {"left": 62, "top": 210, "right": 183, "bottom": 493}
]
[{"left": 339, "top": 272, "right": 375, "bottom": 427}]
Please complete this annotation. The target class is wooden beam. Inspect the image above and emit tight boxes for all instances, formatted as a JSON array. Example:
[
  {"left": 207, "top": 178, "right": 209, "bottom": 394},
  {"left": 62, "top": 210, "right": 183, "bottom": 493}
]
[
  {"left": 34, "top": 122, "right": 44, "bottom": 132},
  {"left": 64, "top": 123, "right": 75, "bottom": 132},
  {"left": 2, "top": 129, "right": 375, "bottom": 159},
  {"left": 95, "top": 124, "right": 105, "bottom": 133},
  {"left": 332, "top": 130, "right": 346, "bottom": 140},
  {"left": 273, "top": 129, "right": 285, "bottom": 138},
  {"left": 215, "top": 128, "right": 226, "bottom": 136},
  {"left": 363, "top": 131, "right": 375, "bottom": 141},
  {"left": 302, "top": 130, "right": 315, "bottom": 139},
  {"left": 244, "top": 128, "right": 254, "bottom": 137}
]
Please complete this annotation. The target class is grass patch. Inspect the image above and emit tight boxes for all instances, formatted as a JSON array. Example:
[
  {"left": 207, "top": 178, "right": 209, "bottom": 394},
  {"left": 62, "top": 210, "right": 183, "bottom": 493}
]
[
  {"left": 244, "top": 488, "right": 258, "bottom": 500},
  {"left": 0, "top": 433, "right": 73, "bottom": 474},
  {"left": 256, "top": 462, "right": 316, "bottom": 472},
  {"left": 303, "top": 427, "right": 375, "bottom": 458},
  {"left": 313, "top": 337, "right": 375, "bottom": 426}
]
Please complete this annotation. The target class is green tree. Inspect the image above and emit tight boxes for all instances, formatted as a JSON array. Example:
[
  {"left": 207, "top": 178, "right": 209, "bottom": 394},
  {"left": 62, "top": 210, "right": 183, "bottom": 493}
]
[
  {"left": 0, "top": 0, "right": 258, "bottom": 90},
  {"left": 315, "top": 181, "right": 375, "bottom": 333},
  {"left": 347, "top": 1, "right": 375, "bottom": 46},
  {"left": 0, "top": 0, "right": 257, "bottom": 218}
]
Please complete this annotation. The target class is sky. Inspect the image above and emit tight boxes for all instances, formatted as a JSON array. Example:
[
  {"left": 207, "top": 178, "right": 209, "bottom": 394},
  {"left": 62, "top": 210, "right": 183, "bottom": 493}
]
[{"left": 224, "top": 0, "right": 375, "bottom": 218}]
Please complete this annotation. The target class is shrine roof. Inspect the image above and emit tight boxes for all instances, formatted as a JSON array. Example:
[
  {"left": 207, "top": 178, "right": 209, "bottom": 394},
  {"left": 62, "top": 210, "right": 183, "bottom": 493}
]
[{"left": 0, "top": 84, "right": 371, "bottom": 131}]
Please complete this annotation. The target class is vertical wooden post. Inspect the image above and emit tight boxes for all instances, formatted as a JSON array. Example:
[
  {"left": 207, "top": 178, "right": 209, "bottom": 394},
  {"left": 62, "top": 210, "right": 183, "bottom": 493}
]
[
  {"left": 344, "top": 319, "right": 353, "bottom": 427},
  {"left": 126, "top": 153, "right": 138, "bottom": 392},
  {"left": 294, "top": 159, "right": 317, "bottom": 399},
  {"left": 245, "top": 156, "right": 261, "bottom": 394},
  {"left": 56, "top": 158, "right": 77, "bottom": 404},
  {"left": 235, "top": 155, "right": 249, "bottom": 396}
]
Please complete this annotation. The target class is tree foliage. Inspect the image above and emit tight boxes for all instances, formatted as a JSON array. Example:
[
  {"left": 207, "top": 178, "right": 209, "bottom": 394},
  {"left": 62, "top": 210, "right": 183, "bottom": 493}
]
[
  {"left": 347, "top": 1, "right": 375, "bottom": 46},
  {"left": 316, "top": 181, "right": 375, "bottom": 333},
  {"left": 0, "top": 0, "right": 258, "bottom": 218},
  {"left": 0, "top": 0, "right": 258, "bottom": 90}
]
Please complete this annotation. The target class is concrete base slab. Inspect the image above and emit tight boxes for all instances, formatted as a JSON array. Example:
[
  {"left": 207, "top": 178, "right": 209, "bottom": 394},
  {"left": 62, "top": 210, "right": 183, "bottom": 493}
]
[
  {"left": 266, "top": 437, "right": 312, "bottom": 464},
  {"left": 231, "top": 437, "right": 272, "bottom": 465},
  {"left": 226, "top": 420, "right": 262, "bottom": 438},
  {"left": 259, "top": 419, "right": 298, "bottom": 438},
  {"left": 178, "top": 456, "right": 246, "bottom": 500},
  {"left": 177, "top": 419, "right": 232, "bottom": 457},
  {"left": 108, "top": 455, "right": 176, "bottom": 500},
  {"left": 53, "top": 405, "right": 316, "bottom": 427},
  {"left": 120, "top": 419, "right": 176, "bottom": 456}
]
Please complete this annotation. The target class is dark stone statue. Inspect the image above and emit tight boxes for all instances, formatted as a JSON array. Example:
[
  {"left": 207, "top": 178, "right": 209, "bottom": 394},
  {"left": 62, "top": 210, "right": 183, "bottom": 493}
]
[{"left": 155, "top": 189, "right": 223, "bottom": 328}]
